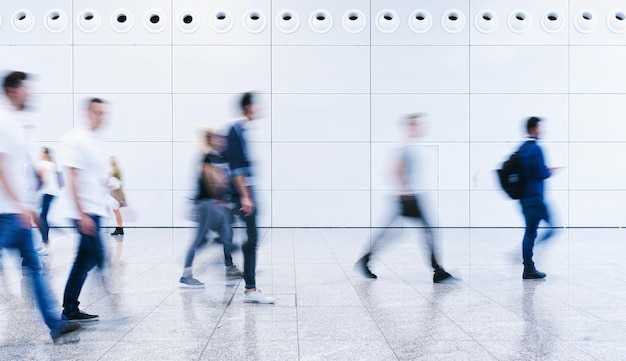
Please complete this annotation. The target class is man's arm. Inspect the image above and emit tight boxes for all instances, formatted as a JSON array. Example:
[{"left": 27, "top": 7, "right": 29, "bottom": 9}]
[{"left": 68, "top": 166, "right": 95, "bottom": 236}]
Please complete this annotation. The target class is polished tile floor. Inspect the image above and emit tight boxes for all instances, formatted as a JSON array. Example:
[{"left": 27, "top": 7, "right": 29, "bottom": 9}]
[{"left": 1, "top": 226, "right": 626, "bottom": 360}]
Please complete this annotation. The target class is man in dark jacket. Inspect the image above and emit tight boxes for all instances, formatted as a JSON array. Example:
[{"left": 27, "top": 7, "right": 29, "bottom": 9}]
[{"left": 518, "top": 116, "right": 556, "bottom": 279}]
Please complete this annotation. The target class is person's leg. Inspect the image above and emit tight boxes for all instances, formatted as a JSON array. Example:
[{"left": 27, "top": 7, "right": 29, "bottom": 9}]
[
  {"left": 110, "top": 209, "right": 124, "bottom": 235},
  {"left": 239, "top": 205, "right": 258, "bottom": 290},
  {"left": 521, "top": 201, "right": 544, "bottom": 278},
  {"left": 62, "top": 216, "right": 101, "bottom": 317},
  {"left": 39, "top": 194, "right": 54, "bottom": 244},
  {"left": 213, "top": 205, "right": 237, "bottom": 270},
  {"left": 536, "top": 202, "right": 555, "bottom": 245},
  {"left": 181, "top": 201, "right": 210, "bottom": 286}
]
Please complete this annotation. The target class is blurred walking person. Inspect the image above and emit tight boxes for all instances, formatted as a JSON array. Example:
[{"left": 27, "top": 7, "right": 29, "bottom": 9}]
[
  {"left": 0, "top": 71, "right": 80, "bottom": 341},
  {"left": 59, "top": 98, "right": 111, "bottom": 322},
  {"left": 355, "top": 113, "right": 454, "bottom": 283},
  {"left": 226, "top": 92, "right": 274, "bottom": 303},
  {"left": 37, "top": 147, "right": 62, "bottom": 253},
  {"left": 109, "top": 156, "right": 126, "bottom": 236}
]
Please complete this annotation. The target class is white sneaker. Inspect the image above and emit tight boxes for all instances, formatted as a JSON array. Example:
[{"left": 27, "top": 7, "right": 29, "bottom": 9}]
[
  {"left": 243, "top": 289, "right": 275, "bottom": 304},
  {"left": 37, "top": 247, "right": 49, "bottom": 256}
]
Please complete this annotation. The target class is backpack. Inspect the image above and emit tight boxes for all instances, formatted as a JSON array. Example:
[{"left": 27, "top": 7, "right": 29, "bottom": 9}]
[{"left": 496, "top": 141, "right": 533, "bottom": 200}]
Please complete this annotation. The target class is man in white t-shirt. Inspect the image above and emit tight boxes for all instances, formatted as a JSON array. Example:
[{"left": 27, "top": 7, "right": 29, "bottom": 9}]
[
  {"left": 0, "top": 71, "right": 80, "bottom": 341},
  {"left": 59, "top": 98, "right": 110, "bottom": 322}
]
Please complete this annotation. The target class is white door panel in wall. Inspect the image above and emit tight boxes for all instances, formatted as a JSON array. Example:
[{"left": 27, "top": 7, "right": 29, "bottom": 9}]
[
  {"left": 272, "top": 94, "right": 370, "bottom": 142},
  {"left": 470, "top": 94, "right": 568, "bottom": 142},
  {"left": 470, "top": 46, "right": 568, "bottom": 94},
  {"left": 570, "top": 46, "right": 626, "bottom": 94},
  {"left": 0, "top": 46, "right": 72, "bottom": 94},
  {"left": 371, "top": 94, "right": 469, "bottom": 142},
  {"left": 74, "top": 46, "right": 171, "bottom": 94},
  {"left": 272, "top": 143, "right": 369, "bottom": 191},
  {"left": 569, "top": 191, "right": 626, "bottom": 227},
  {"left": 93, "top": 94, "right": 172, "bottom": 142},
  {"left": 371, "top": 46, "right": 469, "bottom": 94},
  {"left": 570, "top": 95, "right": 626, "bottom": 142},
  {"left": 272, "top": 191, "right": 369, "bottom": 227},
  {"left": 29, "top": 94, "right": 73, "bottom": 142},
  {"left": 173, "top": 46, "right": 270, "bottom": 94},
  {"left": 272, "top": 46, "right": 370, "bottom": 94},
  {"left": 569, "top": 143, "right": 626, "bottom": 190}
]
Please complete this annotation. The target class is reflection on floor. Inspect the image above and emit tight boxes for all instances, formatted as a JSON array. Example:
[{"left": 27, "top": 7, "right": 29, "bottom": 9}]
[{"left": 1, "top": 227, "right": 625, "bottom": 360}]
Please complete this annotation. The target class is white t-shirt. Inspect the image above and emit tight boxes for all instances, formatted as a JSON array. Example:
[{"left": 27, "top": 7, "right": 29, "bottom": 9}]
[
  {"left": 59, "top": 127, "right": 110, "bottom": 218},
  {"left": 0, "top": 104, "right": 38, "bottom": 213},
  {"left": 398, "top": 143, "right": 424, "bottom": 195},
  {"left": 38, "top": 160, "right": 60, "bottom": 196}
]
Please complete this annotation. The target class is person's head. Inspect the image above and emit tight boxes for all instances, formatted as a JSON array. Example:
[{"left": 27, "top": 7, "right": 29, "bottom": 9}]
[
  {"left": 3, "top": 71, "right": 29, "bottom": 111},
  {"left": 203, "top": 128, "right": 225, "bottom": 152},
  {"left": 403, "top": 113, "right": 426, "bottom": 140},
  {"left": 110, "top": 156, "right": 118, "bottom": 168},
  {"left": 42, "top": 147, "right": 52, "bottom": 161},
  {"left": 86, "top": 97, "right": 106, "bottom": 130},
  {"left": 239, "top": 92, "right": 256, "bottom": 121},
  {"left": 526, "top": 116, "right": 542, "bottom": 137}
]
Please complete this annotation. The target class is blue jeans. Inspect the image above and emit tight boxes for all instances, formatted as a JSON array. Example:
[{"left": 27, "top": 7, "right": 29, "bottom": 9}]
[
  {"left": 0, "top": 214, "right": 62, "bottom": 331},
  {"left": 520, "top": 197, "right": 552, "bottom": 271},
  {"left": 185, "top": 199, "right": 235, "bottom": 272},
  {"left": 63, "top": 215, "right": 105, "bottom": 314},
  {"left": 39, "top": 194, "right": 55, "bottom": 243},
  {"left": 232, "top": 188, "right": 258, "bottom": 290}
]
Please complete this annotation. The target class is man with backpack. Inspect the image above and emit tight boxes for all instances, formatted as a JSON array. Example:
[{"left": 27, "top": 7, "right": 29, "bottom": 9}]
[{"left": 517, "top": 116, "right": 557, "bottom": 279}]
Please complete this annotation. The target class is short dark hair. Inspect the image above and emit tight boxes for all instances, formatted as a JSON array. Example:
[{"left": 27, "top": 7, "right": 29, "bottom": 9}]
[
  {"left": 403, "top": 112, "right": 426, "bottom": 126},
  {"left": 526, "top": 116, "right": 542, "bottom": 134},
  {"left": 3, "top": 71, "right": 28, "bottom": 91},
  {"left": 240, "top": 92, "right": 254, "bottom": 113},
  {"left": 87, "top": 97, "right": 104, "bottom": 110}
]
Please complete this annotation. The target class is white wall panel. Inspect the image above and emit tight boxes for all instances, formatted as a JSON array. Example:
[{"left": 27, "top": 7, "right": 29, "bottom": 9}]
[
  {"left": 120, "top": 190, "right": 173, "bottom": 227},
  {"left": 439, "top": 191, "right": 469, "bottom": 227},
  {"left": 371, "top": 0, "right": 470, "bottom": 46},
  {"left": 30, "top": 94, "right": 73, "bottom": 141},
  {"left": 470, "top": 191, "right": 523, "bottom": 227},
  {"left": 570, "top": 46, "right": 626, "bottom": 93},
  {"left": 569, "top": 191, "right": 625, "bottom": 227},
  {"left": 0, "top": 46, "right": 72, "bottom": 94},
  {"left": 438, "top": 143, "right": 470, "bottom": 190},
  {"left": 173, "top": 0, "right": 271, "bottom": 45},
  {"left": 74, "top": 46, "right": 171, "bottom": 94},
  {"left": 172, "top": 142, "right": 199, "bottom": 191},
  {"left": 272, "top": 143, "right": 369, "bottom": 191},
  {"left": 371, "top": 46, "right": 469, "bottom": 94},
  {"left": 470, "top": 46, "right": 568, "bottom": 94},
  {"left": 470, "top": 94, "right": 568, "bottom": 142},
  {"left": 173, "top": 46, "right": 270, "bottom": 94},
  {"left": 570, "top": 95, "right": 626, "bottom": 142},
  {"left": 371, "top": 94, "right": 469, "bottom": 142},
  {"left": 73, "top": 0, "right": 171, "bottom": 45},
  {"left": 272, "top": 94, "right": 370, "bottom": 142},
  {"left": 272, "top": 46, "right": 370, "bottom": 94},
  {"left": 569, "top": 143, "right": 626, "bottom": 190},
  {"left": 105, "top": 142, "right": 173, "bottom": 191},
  {"left": 272, "top": 191, "right": 369, "bottom": 227}
]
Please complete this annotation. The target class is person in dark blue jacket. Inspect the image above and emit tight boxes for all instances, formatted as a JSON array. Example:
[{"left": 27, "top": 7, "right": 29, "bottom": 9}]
[{"left": 518, "top": 116, "right": 556, "bottom": 279}]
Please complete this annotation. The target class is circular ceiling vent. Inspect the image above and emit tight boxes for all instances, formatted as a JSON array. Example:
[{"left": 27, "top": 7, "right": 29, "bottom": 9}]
[
  {"left": 244, "top": 10, "right": 267, "bottom": 33},
  {"left": 276, "top": 9, "right": 300, "bottom": 34},
  {"left": 211, "top": 10, "right": 233, "bottom": 33},
  {"left": 12, "top": 9, "right": 35, "bottom": 33},
  {"left": 342, "top": 9, "right": 366, "bottom": 34},
  {"left": 508, "top": 10, "right": 531, "bottom": 33},
  {"left": 111, "top": 9, "right": 133, "bottom": 33},
  {"left": 607, "top": 10, "right": 626, "bottom": 33},
  {"left": 44, "top": 9, "right": 68, "bottom": 33},
  {"left": 408, "top": 10, "right": 432, "bottom": 33},
  {"left": 475, "top": 10, "right": 498, "bottom": 33},
  {"left": 574, "top": 9, "right": 597, "bottom": 34},
  {"left": 310, "top": 9, "right": 333, "bottom": 34},
  {"left": 178, "top": 10, "right": 200, "bottom": 34},
  {"left": 441, "top": 9, "right": 466, "bottom": 33},
  {"left": 541, "top": 10, "right": 564, "bottom": 33},
  {"left": 376, "top": 9, "right": 400, "bottom": 34},
  {"left": 77, "top": 9, "right": 101, "bottom": 33},
  {"left": 145, "top": 9, "right": 167, "bottom": 33}
]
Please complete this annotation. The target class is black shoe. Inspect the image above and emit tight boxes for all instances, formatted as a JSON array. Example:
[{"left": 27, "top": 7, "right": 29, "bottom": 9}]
[
  {"left": 110, "top": 227, "right": 124, "bottom": 236},
  {"left": 62, "top": 309, "right": 99, "bottom": 322},
  {"left": 354, "top": 255, "right": 377, "bottom": 279},
  {"left": 523, "top": 270, "right": 546, "bottom": 279},
  {"left": 51, "top": 322, "right": 81, "bottom": 342},
  {"left": 434, "top": 269, "right": 455, "bottom": 283}
]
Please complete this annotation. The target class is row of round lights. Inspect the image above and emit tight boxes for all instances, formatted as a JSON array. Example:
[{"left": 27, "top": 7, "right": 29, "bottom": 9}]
[{"left": 2, "top": 8, "right": 625, "bottom": 35}]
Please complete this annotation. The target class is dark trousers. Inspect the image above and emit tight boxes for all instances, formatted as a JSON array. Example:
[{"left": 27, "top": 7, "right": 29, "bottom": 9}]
[
  {"left": 185, "top": 199, "right": 235, "bottom": 270},
  {"left": 39, "top": 194, "right": 55, "bottom": 243},
  {"left": 0, "top": 214, "right": 61, "bottom": 330},
  {"left": 232, "top": 188, "right": 258, "bottom": 289},
  {"left": 63, "top": 215, "right": 104, "bottom": 314},
  {"left": 369, "top": 194, "right": 442, "bottom": 271},
  {"left": 520, "top": 198, "right": 551, "bottom": 271}
]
